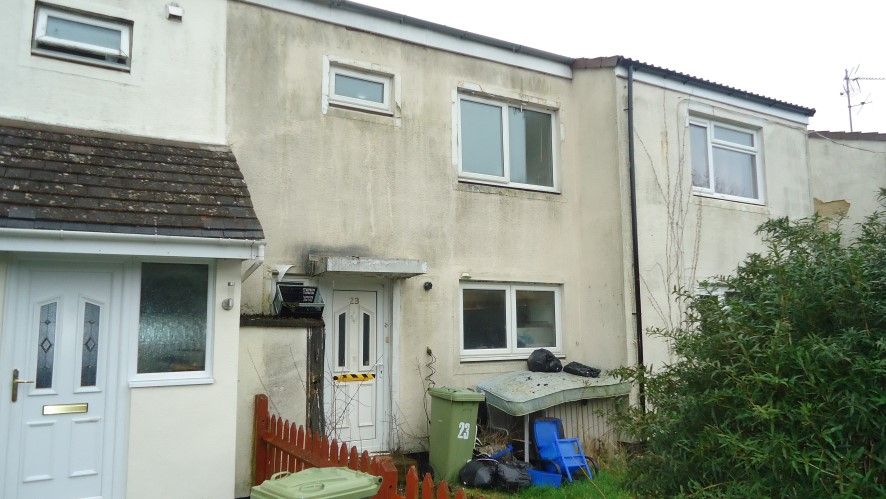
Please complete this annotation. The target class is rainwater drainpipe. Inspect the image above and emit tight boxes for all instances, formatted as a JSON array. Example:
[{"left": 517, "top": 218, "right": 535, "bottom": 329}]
[{"left": 625, "top": 61, "right": 646, "bottom": 410}]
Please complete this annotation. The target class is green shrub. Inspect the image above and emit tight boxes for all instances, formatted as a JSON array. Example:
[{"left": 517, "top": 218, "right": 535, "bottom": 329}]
[{"left": 612, "top": 195, "right": 885, "bottom": 498}]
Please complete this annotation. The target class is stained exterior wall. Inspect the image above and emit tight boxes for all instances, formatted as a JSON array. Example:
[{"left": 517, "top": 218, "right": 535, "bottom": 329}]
[
  {"left": 0, "top": 0, "right": 227, "bottom": 144},
  {"left": 227, "top": 1, "right": 630, "bottom": 458},
  {"left": 808, "top": 137, "right": 886, "bottom": 238},
  {"left": 622, "top": 75, "right": 814, "bottom": 371},
  {"left": 235, "top": 326, "right": 309, "bottom": 497}
]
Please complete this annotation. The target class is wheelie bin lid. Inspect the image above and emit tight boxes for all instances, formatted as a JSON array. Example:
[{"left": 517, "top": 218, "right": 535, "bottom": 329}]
[
  {"left": 250, "top": 467, "right": 382, "bottom": 499},
  {"left": 428, "top": 387, "right": 485, "bottom": 402}
]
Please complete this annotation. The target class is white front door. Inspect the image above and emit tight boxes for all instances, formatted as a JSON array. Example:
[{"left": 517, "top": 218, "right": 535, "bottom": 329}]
[
  {"left": 2, "top": 263, "right": 122, "bottom": 499},
  {"left": 327, "top": 288, "right": 387, "bottom": 452}
]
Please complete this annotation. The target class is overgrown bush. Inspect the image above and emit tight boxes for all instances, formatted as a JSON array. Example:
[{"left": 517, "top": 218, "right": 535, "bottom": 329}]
[{"left": 612, "top": 195, "right": 885, "bottom": 498}]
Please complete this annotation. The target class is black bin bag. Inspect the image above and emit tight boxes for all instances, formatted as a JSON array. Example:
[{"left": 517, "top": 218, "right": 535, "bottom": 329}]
[
  {"left": 459, "top": 460, "right": 496, "bottom": 489},
  {"left": 563, "top": 361, "right": 601, "bottom": 378},
  {"left": 527, "top": 348, "right": 562, "bottom": 373}
]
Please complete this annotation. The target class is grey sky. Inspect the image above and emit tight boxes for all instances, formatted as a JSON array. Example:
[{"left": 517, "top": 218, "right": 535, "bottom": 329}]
[{"left": 356, "top": 0, "right": 885, "bottom": 132}]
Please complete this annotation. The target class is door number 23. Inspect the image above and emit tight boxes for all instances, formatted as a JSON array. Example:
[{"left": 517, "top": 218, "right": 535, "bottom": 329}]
[{"left": 456, "top": 422, "right": 471, "bottom": 440}]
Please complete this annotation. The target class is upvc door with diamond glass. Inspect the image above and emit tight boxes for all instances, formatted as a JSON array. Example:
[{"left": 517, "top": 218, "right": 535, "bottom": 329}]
[
  {"left": 2, "top": 262, "right": 121, "bottom": 499},
  {"left": 328, "top": 288, "right": 385, "bottom": 452}
]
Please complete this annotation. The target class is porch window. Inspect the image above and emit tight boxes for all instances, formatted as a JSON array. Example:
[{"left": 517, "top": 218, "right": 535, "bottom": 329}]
[
  {"left": 135, "top": 263, "right": 211, "bottom": 378},
  {"left": 457, "top": 94, "right": 557, "bottom": 191},
  {"left": 460, "top": 282, "right": 561, "bottom": 361},
  {"left": 690, "top": 118, "right": 763, "bottom": 203}
]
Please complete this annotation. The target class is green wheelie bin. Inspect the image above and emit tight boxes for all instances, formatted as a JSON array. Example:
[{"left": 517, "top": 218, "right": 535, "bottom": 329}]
[
  {"left": 250, "top": 467, "right": 381, "bottom": 499},
  {"left": 428, "top": 387, "right": 485, "bottom": 483}
]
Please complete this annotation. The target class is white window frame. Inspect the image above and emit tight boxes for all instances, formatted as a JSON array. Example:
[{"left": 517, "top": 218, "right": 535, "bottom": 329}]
[
  {"left": 128, "top": 260, "right": 215, "bottom": 387},
  {"left": 326, "top": 63, "right": 394, "bottom": 115},
  {"left": 456, "top": 93, "right": 560, "bottom": 193},
  {"left": 32, "top": 4, "right": 132, "bottom": 70},
  {"left": 459, "top": 282, "right": 562, "bottom": 361},
  {"left": 689, "top": 117, "right": 765, "bottom": 205}
]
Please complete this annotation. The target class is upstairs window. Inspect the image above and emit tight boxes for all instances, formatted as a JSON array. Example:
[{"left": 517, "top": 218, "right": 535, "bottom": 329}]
[
  {"left": 328, "top": 64, "right": 393, "bottom": 115},
  {"left": 457, "top": 94, "right": 557, "bottom": 191},
  {"left": 32, "top": 4, "right": 132, "bottom": 70},
  {"left": 690, "top": 118, "right": 763, "bottom": 203}
]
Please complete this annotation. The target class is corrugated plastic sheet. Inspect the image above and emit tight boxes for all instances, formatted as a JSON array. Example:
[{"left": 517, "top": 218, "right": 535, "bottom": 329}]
[{"left": 476, "top": 370, "right": 631, "bottom": 417}]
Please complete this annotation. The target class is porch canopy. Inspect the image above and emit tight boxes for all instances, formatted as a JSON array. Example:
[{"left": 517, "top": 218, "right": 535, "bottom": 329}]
[
  {"left": 309, "top": 254, "right": 427, "bottom": 279},
  {"left": 476, "top": 370, "right": 631, "bottom": 417},
  {"left": 0, "top": 121, "right": 264, "bottom": 260}
]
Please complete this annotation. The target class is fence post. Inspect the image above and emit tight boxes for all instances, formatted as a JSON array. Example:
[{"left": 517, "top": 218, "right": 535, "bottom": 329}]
[
  {"left": 254, "top": 394, "right": 270, "bottom": 485},
  {"left": 373, "top": 458, "right": 400, "bottom": 499}
]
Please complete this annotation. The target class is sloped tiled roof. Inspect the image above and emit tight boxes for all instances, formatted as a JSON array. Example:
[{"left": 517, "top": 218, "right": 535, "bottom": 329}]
[
  {"left": 573, "top": 56, "right": 816, "bottom": 117},
  {"left": 0, "top": 123, "right": 264, "bottom": 240}
]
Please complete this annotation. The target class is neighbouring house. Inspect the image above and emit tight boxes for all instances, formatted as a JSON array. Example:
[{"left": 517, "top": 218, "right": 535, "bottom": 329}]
[
  {"left": 2, "top": 1, "right": 882, "bottom": 499},
  {"left": 0, "top": 1, "right": 265, "bottom": 498},
  {"left": 808, "top": 131, "right": 886, "bottom": 236}
]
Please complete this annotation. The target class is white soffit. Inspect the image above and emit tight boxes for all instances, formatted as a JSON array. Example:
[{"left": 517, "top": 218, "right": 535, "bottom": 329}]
[
  {"left": 311, "top": 255, "right": 428, "bottom": 279},
  {"left": 0, "top": 228, "right": 265, "bottom": 260},
  {"left": 237, "top": 0, "right": 574, "bottom": 79}
]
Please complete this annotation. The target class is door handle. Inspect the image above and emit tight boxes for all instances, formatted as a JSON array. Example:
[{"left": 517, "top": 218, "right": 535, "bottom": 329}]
[{"left": 11, "top": 369, "right": 34, "bottom": 403}]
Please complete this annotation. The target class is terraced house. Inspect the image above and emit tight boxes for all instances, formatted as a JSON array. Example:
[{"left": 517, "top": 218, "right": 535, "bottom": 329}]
[{"left": 0, "top": 1, "right": 881, "bottom": 498}]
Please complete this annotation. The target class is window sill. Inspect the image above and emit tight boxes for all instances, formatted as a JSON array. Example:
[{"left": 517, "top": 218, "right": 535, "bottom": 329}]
[
  {"left": 328, "top": 99, "right": 394, "bottom": 116},
  {"left": 31, "top": 49, "right": 131, "bottom": 72},
  {"left": 128, "top": 375, "right": 214, "bottom": 388},
  {"left": 456, "top": 180, "right": 563, "bottom": 201},
  {"left": 460, "top": 352, "right": 565, "bottom": 363},
  {"left": 458, "top": 177, "right": 559, "bottom": 194},
  {"left": 692, "top": 191, "right": 769, "bottom": 214},
  {"left": 692, "top": 190, "right": 765, "bottom": 206}
]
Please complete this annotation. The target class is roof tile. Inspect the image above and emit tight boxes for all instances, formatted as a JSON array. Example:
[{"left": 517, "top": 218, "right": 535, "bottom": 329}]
[{"left": 0, "top": 123, "right": 264, "bottom": 240}]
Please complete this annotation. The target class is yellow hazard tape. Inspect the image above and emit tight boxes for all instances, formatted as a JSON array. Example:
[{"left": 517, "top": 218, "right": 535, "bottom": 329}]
[{"left": 333, "top": 373, "right": 375, "bottom": 382}]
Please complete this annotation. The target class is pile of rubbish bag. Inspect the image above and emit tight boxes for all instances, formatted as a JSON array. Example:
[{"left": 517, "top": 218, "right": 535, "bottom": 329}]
[
  {"left": 527, "top": 348, "right": 600, "bottom": 378},
  {"left": 458, "top": 453, "right": 532, "bottom": 492}
]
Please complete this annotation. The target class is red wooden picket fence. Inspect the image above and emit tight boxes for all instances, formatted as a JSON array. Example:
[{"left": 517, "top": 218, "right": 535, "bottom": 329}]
[{"left": 254, "top": 394, "right": 466, "bottom": 499}]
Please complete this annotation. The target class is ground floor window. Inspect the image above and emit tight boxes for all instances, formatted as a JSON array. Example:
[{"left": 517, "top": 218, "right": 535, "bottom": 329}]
[
  {"left": 134, "top": 262, "right": 212, "bottom": 382},
  {"left": 460, "top": 282, "right": 561, "bottom": 360}
]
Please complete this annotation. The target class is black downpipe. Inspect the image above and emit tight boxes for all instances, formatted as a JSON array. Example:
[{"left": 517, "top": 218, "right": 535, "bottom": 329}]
[{"left": 626, "top": 63, "right": 646, "bottom": 410}]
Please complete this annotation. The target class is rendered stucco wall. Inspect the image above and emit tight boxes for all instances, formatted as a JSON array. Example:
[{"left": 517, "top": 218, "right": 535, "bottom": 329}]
[
  {"left": 0, "top": 0, "right": 226, "bottom": 144},
  {"left": 125, "top": 259, "right": 241, "bottom": 499},
  {"left": 235, "top": 326, "right": 308, "bottom": 498},
  {"left": 227, "top": 2, "right": 629, "bottom": 453},
  {"left": 808, "top": 137, "right": 886, "bottom": 237},
  {"left": 623, "top": 77, "right": 814, "bottom": 370}
]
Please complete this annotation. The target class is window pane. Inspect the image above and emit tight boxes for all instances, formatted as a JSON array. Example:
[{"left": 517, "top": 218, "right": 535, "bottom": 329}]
[
  {"left": 137, "top": 263, "right": 208, "bottom": 374},
  {"left": 690, "top": 124, "right": 710, "bottom": 188},
  {"left": 80, "top": 302, "right": 100, "bottom": 387},
  {"left": 334, "top": 73, "right": 385, "bottom": 103},
  {"left": 713, "top": 147, "right": 758, "bottom": 199},
  {"left": 337, "top": 313, "right": 346, "bottom": 368},
  {"left": 35, "top": 302, "right": 58, "bottom": 389},
  {"left": 462, "top": 289, "right": 507, "bottom": 350},
  {"left": 460, "top": 99, "right": 504, "bottom": 177},
  {"left": 714, "top": 126, "right": 754, "bottom": 147},
  {"left": 45, "top": 16, "right": 121, "bottom": 50},
  {"left": 362, "top": 313, "right": 370, "bottom": 367},
  {"left": 515, "top": 290, "right": 556, "bottom": 348},
  {"left": 510, "top": 108, "right": 553, "bottom": 187}
]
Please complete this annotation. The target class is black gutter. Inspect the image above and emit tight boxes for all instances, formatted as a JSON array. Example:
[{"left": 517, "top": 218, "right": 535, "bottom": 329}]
[{"left": 625, "top": 63, "right": 646, "bottom": 410}]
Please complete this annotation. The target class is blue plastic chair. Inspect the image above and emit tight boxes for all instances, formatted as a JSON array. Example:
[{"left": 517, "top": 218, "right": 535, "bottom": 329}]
[{"left": 532, "top": 418, "right": 593, "bottom": 482}]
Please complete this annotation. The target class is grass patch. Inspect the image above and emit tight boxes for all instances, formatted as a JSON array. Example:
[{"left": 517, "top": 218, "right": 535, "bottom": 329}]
[{"left": 461, "top": 462, "right": 631, "bottom": 499}]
